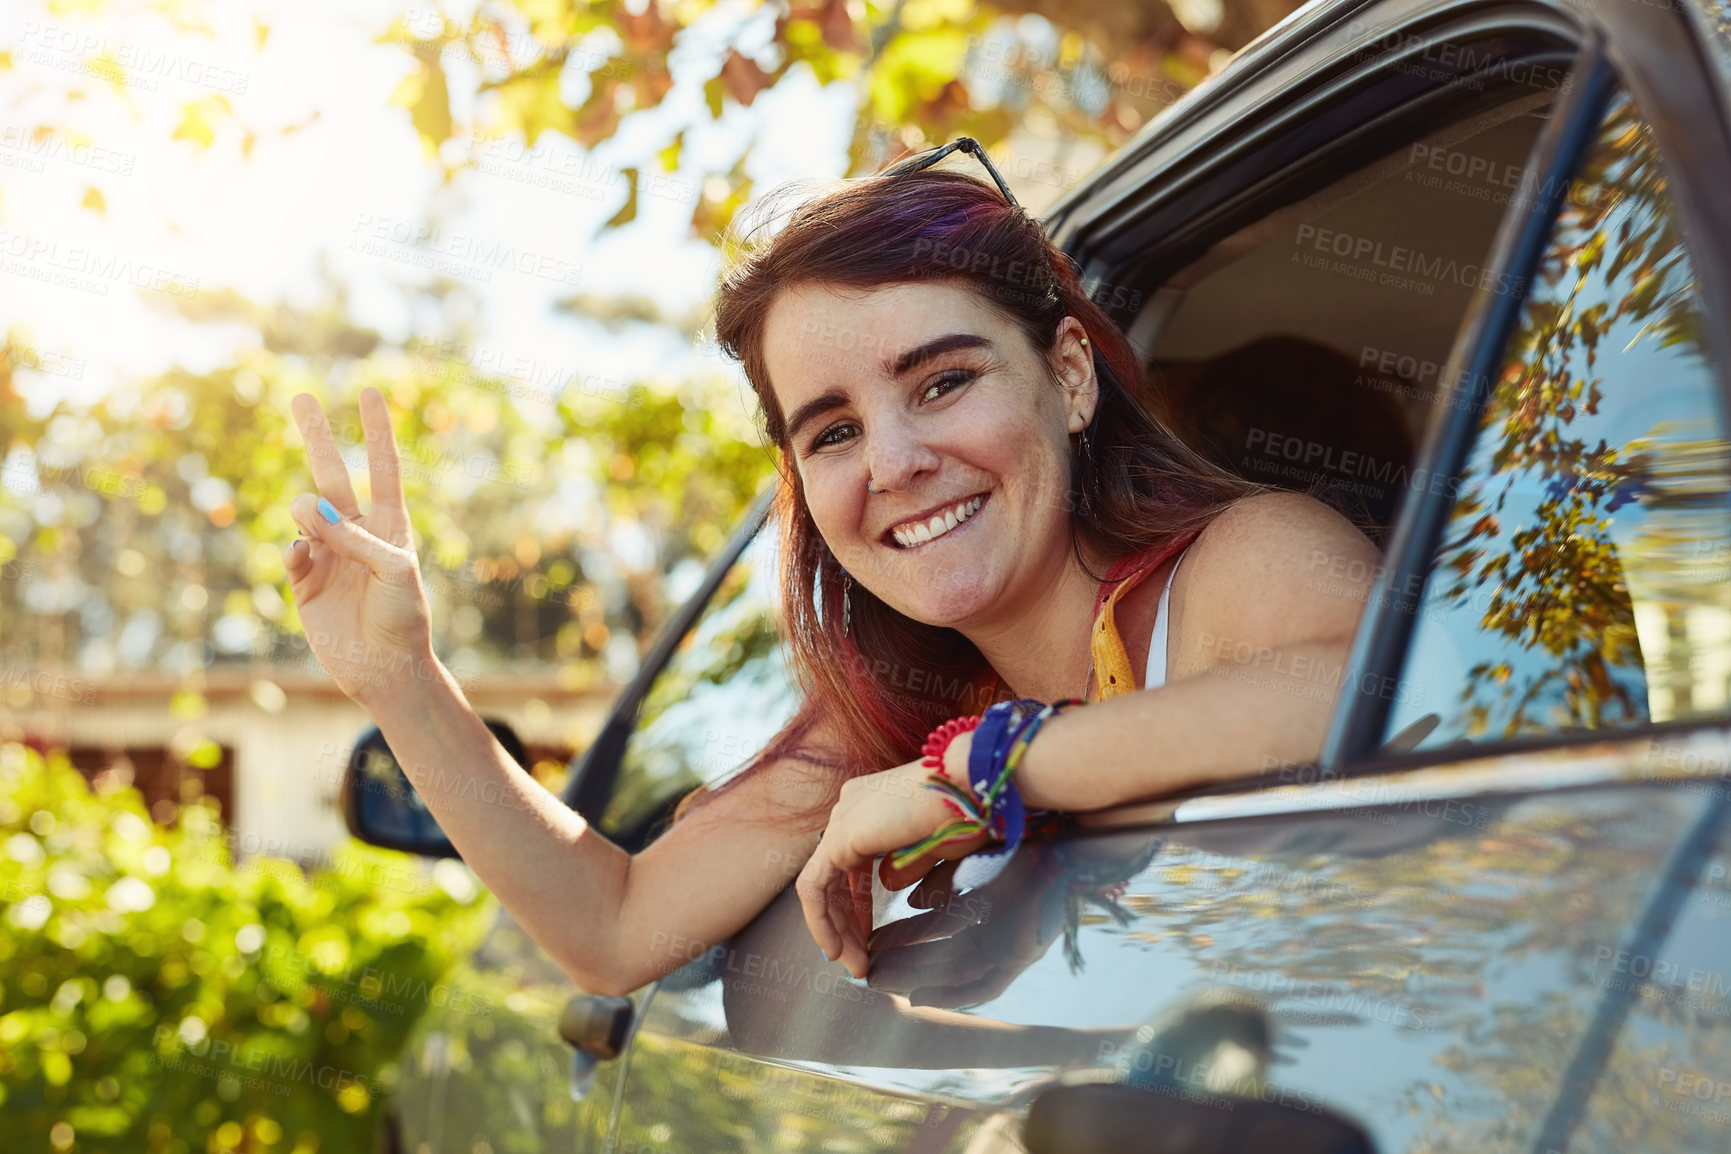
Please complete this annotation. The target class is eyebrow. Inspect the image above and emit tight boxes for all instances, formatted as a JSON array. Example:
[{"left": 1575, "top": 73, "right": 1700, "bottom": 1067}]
[
  {"left": 783, "top": 332, "right": 996, "bottom": 446},
  {"left": 784, "top": 390, "right": 852, "bottom": 447},
  {"left": 883, "top": 332, "right": 994, "bottom": 377}
]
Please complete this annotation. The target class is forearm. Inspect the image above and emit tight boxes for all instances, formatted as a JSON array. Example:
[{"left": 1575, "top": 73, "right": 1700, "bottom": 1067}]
[
  {"left": 1014, "top": 641, "right": 1350, "bottom": 811},
  {"left": 368, "top": 657, "right": 631, "bottom": 992}
]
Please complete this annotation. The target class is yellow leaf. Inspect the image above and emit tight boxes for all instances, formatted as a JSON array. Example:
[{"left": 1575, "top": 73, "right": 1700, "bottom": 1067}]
[
  {"left": 81, "top": 187, "right": 105, "bottom": 214},
  {"left": 172, "top": 96, "right": 231, "bottom": 148},
  {"left": 390, "top": 57, "right": 452, "bottom": 157},
  {"left": 602, "top": 167, "right": 639, "bottom": 231}
]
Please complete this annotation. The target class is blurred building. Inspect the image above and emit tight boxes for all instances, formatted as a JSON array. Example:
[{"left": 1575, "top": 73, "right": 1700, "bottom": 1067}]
[{"left": 2, "top": 668, "right": 610, "bottom": 865}]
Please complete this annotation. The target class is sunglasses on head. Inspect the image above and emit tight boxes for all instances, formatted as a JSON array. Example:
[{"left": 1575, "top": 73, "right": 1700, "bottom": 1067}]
[{"left": 878, "top": 136, "right": 1021, "bottom": 209}]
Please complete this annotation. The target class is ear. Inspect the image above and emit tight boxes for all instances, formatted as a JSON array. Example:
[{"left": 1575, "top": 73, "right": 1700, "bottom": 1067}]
[{"left": 1051, "top": 315, "right": 1098, "bottom": 435}]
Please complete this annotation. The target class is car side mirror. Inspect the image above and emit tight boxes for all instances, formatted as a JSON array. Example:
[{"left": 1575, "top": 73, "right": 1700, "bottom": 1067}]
[
  {"left": 1023, "top": 1081, "right": 1376, "bottom": 1154},
  {"left": 341, "top": 719, "right": 529, "bottom": 858}
]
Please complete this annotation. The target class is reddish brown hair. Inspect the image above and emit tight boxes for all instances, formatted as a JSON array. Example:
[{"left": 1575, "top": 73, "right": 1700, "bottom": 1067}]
[{"left": 672, "top": 167, "right": 1265, "bottom": 829}]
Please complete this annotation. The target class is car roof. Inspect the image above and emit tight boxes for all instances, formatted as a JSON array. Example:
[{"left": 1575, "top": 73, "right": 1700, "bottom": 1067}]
[{"left": 1043, "top": 0, "right": 1731, "bottom": 241}]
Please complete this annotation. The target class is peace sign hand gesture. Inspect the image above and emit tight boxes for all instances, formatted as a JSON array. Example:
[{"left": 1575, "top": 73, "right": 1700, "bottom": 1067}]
[{"left": 283, "top": 388, "right": 436, "bottom": 709}]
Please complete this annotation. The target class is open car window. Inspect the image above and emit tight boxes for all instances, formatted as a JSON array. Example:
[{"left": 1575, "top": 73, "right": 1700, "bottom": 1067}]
[
  {"left": 594, "top": 515, "right": 802, "bottom": 844},
  {"left": 1132, "top": 89, "right": 1559, "bottom": 549},
  {"left": 1384, "top": 88, "right": 1731, "bottom": 751}
]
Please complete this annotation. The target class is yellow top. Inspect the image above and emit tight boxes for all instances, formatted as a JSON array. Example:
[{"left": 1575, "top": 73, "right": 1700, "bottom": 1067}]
[{"left": 1089, "top": 528, "right": 1203, "bottom": 701}]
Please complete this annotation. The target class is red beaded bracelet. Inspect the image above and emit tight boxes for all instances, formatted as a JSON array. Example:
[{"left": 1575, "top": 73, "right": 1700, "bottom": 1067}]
[{"left": 920, "top": 714, "right": 981, "bottom": 780}]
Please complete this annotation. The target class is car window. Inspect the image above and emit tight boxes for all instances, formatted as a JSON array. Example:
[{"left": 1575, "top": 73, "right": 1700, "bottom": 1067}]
[
  {"left": 1135, "top": 87, "right": 1558, "bottom": 546},
  {"left": 594, "top": 513, "right": 802, "bottom": 841},
  {"left": 1384, "top": 89, "right": 1731, "bottom": 750}
]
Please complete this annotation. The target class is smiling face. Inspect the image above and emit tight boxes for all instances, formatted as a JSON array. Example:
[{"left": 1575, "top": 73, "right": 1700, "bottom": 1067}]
[{"left": 763, "top": 279, "right": 1097, "bottom": 630}]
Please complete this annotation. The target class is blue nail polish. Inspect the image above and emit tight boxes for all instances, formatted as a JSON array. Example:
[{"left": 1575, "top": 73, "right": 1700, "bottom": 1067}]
[{"left": 318, "top": 497, "right": 340, "bottom": 524}]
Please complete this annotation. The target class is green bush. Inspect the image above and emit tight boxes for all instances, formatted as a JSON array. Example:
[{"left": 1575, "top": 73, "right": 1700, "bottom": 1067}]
[{"left": 0, "top": 742, "right": 493, "bottom": 1154}]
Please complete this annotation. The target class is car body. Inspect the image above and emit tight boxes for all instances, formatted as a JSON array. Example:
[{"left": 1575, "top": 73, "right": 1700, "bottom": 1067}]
[{"left": 348, "top": 0, "right": 1731, "bottom": 1148}]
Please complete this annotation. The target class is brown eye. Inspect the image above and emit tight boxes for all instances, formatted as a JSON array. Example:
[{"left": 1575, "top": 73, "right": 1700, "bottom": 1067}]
[{"left": 922, "top": 369, "right": 976, "bottom": 402}]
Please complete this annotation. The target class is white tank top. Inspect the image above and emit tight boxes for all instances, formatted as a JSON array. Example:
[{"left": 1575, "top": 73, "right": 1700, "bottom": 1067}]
[{"left": 1145, "top": 546, "right": 1190, "bottom": 691}]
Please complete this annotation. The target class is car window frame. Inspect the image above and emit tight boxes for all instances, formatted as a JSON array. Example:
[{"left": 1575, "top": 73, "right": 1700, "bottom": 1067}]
[{"left": 1045, "top": 4, "right": 1585, "bottom": 297}]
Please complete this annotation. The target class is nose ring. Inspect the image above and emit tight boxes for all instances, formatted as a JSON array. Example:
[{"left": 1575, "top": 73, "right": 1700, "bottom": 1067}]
[{"left": 867, "top": 477, "right": 885, "bottom": 494}]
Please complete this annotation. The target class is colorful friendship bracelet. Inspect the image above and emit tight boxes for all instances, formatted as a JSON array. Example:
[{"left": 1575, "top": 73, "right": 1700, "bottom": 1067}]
[{"left": 886, "top": 696, "right": 1084, "bottom": 877}]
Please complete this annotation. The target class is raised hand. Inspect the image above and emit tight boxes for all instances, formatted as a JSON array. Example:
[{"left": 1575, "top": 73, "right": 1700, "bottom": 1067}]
[{"left": 283, "top": 388, "right": 436, "bottom": 708}]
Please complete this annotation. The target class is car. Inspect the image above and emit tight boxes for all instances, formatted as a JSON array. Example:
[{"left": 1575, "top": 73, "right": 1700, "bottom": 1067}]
[{"left": 342, "top": 0, "right": 1731, "bottom": 1147}]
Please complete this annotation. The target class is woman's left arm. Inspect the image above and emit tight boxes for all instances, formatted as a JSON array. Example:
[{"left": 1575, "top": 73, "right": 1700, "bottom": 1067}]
[{"left": 1016, "top": 492, "right": 1383, "bottom": 810}]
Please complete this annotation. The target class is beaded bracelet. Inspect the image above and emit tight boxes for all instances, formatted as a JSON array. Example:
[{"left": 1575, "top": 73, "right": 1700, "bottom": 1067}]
[{"left": 887, "top": 696, "right": 1084, "bottom": 879}]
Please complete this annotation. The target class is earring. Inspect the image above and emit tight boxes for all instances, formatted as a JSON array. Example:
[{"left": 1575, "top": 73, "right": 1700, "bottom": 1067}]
[
  {"left": 1077, "top": 423, "right": 1093, "bottom": 518},
  {"left": 841, "top": 570, "right": 853, "bottom": 636}
]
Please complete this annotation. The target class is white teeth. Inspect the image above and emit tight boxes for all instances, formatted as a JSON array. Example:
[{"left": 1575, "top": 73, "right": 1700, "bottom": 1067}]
[{"left": 891, "top": 494, "right": 985, "bottom": 548}]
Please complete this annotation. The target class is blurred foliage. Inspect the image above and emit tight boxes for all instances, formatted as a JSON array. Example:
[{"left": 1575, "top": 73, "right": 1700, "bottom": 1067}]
[
  {"left": 381, "top": 0, "right": 1302, "bottom": 237},
  {"left": 0, "top": 740, "right": 495, "bottom": 1153},
  {"left": 0, "top": 296, "right": 775, "bottom": 687}
]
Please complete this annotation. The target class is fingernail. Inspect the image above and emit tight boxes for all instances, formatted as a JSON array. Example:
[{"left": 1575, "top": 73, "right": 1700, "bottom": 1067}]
[{"left": 318, "top": 497, "right": 340, "bottom": 524}]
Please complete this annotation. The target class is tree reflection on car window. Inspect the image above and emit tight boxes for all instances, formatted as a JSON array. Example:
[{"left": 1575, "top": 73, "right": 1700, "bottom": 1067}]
[{"left": 1388, "top": 89, "right": 1731, "bottom": 748}]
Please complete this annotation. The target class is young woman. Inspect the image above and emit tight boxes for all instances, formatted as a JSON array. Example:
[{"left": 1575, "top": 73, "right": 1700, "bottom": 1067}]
[{"left": 283, "top": 146, "right": 1381, "bottom": 998}]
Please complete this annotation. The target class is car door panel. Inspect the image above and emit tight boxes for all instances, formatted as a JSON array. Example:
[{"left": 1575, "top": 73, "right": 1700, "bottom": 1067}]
[
  {"left": 613, "top": 750, "right": 1727, "bottom": 1151},
  {"left": 392, "top": 903, "right": 623, "bottom": 1154}
]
